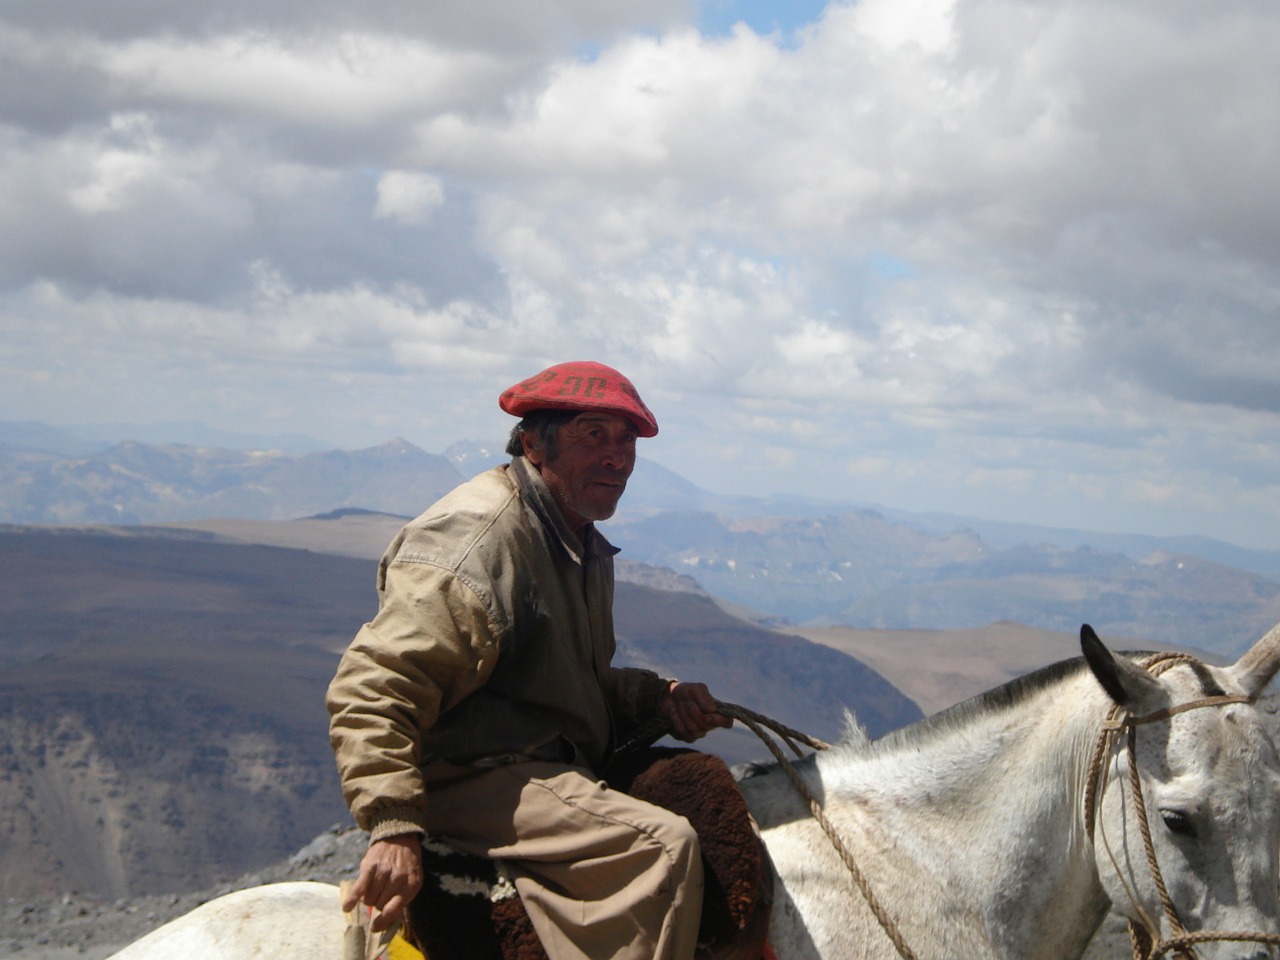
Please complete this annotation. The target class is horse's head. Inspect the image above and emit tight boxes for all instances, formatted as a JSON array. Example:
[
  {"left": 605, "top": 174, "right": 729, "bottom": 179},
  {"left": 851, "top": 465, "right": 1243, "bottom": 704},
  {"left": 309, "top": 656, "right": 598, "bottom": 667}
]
[{"left": 1083, "top": 623, "right": 1280, "bottom": 960}]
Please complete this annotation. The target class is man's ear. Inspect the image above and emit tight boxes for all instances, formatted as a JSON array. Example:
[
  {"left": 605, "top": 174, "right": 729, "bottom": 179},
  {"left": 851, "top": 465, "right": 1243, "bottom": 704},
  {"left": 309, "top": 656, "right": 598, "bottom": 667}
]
[{"left": 519, "top": 431, "right": 544, "bottom": 466}]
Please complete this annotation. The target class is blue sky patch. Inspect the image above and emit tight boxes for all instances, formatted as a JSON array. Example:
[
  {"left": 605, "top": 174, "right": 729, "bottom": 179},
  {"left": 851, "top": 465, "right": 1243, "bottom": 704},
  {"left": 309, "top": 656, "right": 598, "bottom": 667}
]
[{"left": 699, "top": 0, "right": 830, "bottom": 39}]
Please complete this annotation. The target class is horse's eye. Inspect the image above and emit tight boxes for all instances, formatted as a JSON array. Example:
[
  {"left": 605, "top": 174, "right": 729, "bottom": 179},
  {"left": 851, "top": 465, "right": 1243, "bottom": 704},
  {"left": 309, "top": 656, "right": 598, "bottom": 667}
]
[{"left": 1161, "top": 810, "right": 1196, "bottom": 838}]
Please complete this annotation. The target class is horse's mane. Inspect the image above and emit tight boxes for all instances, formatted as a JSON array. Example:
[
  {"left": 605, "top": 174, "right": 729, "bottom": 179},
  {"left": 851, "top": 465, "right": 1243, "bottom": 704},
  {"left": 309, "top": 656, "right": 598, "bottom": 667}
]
[
  {"left": 849, "top": 655, "right": 1093, "bottom": 757},
  {"left": 843, "top": 645, "right": 1230, "bottom": 759}
]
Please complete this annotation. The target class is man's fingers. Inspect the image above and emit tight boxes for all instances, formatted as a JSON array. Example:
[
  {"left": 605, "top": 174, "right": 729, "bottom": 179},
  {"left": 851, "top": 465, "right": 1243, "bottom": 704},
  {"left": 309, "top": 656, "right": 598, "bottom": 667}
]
[
  {"left": 341, "top": 873, "right": 368, "bottom": 912},
  {"left": 358, "top": 850, "right": 393, "bottom": 908},
  {"left": 340, "top": 842, "right": 422, "bottom": 935},
  {"left": 368, "top": 895, "right": 406, "bottom": 933},
  {"left": 661, "top": 681, "right": 731, "bottom": 741},
  {"left": 692, "top": 686, "right": 719, "bottom": 712},
  {"left": 363, "top": 875, "right": 392, "bottom": 914},
  {"left": 367, "top": 870, "right": 422, "bottom": 931}
]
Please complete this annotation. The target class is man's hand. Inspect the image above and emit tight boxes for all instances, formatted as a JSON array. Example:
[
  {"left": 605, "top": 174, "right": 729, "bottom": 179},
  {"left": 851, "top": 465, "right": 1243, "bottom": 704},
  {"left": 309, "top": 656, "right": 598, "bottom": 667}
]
[
  {"left": 342, "top": 834, "right": 424, "bottom": 932},
  {"left": 660, "top": 681, "right": 733, "bottom": 742}
]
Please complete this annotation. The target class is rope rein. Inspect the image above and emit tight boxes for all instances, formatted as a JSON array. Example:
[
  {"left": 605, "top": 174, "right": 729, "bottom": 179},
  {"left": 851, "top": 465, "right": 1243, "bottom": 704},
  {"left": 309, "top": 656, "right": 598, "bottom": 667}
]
[{"left": 712, "top": 701, "right": 919, "bottom": 960}]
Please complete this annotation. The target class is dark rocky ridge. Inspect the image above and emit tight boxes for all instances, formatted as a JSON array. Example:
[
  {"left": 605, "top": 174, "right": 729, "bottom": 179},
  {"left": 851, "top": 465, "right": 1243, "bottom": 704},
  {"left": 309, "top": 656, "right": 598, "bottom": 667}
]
[{"left": 0, "top": 825, "right": 366, "bottom": 959}]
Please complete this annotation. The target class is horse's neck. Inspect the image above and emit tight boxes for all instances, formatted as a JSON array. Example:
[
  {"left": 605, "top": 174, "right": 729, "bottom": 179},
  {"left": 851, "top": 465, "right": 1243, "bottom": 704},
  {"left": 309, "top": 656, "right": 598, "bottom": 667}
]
[
  {"left": 760, "top": 673, "right": 1112, "bottom": 958},
  {"left": 828, "top": 680, "right": 1099, "bottom": 826}
]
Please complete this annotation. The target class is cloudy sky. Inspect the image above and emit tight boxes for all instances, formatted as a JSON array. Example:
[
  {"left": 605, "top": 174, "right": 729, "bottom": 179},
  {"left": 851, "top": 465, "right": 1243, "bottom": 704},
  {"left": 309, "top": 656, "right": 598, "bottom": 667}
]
[{"left": 2, "top": 0, "right": 1279, "bottom": 547}]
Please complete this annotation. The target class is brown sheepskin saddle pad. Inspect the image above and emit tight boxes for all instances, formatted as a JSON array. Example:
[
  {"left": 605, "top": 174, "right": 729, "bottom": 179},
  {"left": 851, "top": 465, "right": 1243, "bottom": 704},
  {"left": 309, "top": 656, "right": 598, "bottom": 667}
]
[{"left": 405, "top": 747, "right": 773, "bottom": 960}]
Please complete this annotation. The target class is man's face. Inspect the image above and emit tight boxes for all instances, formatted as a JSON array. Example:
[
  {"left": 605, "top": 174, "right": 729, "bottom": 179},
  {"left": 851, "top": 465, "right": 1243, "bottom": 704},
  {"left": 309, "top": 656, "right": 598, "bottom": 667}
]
[{"left": 522, "top": 412, "right": 638, "bottom": 532}]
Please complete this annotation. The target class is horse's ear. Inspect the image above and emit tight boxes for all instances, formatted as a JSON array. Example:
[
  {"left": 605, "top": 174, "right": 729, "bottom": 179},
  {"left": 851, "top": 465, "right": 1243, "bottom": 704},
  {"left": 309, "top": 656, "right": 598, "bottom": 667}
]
[
  {"left": 1081, "top": 624, "right": 1163, "bottom": 710},
  {"left": 1226, "top": 622, "right": 1280, "bottom": 699}
]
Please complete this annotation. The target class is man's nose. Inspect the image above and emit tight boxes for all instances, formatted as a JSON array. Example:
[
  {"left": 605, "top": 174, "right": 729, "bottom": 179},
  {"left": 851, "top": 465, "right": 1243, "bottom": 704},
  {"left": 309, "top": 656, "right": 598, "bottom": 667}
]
[{"left": 600, "top": 446, "right": 631, "bottom": 470}]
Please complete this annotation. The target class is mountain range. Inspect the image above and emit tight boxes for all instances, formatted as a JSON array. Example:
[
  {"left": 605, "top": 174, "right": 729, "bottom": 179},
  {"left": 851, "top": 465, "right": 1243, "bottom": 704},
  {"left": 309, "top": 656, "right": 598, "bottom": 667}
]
[{"left": 5, "top": 421, "right": 1280, "bottom": 654}]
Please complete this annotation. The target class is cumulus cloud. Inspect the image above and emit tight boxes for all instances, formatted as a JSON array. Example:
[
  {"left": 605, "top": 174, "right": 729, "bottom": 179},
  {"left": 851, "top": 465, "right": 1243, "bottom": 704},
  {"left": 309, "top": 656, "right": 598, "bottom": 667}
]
[
  {"left": 374, "top": 171, "right": 445, "bottom": 225},
  {"left": 14, "top": 0, "right": 693, "bottom": 52},
  {"left": 2, "top": 0, "right": 1279, "bottom": 546}
]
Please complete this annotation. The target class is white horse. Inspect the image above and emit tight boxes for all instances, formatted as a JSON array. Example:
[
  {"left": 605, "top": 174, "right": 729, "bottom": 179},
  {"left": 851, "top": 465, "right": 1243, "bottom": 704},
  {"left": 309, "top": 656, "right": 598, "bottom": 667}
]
[
  {"left": 109, "top": 624, "right": 1280, "bottom": 960},
  {"left": 741, "top": 623, "right": 1280, "bottom": 960},
  {"left": 105, "top": 881, "right": 345, "bottom": 959}
]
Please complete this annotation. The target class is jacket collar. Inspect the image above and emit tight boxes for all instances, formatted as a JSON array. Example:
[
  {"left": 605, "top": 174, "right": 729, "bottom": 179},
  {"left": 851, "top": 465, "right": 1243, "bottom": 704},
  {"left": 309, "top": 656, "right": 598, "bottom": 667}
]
[{"left": 508, "top": 456, "right": 620, "bottom": 564}]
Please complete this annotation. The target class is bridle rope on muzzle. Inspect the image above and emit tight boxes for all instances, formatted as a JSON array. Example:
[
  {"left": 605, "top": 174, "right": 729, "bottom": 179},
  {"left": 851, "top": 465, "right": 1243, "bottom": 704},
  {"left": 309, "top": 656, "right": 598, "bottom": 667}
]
[{"left": 1084, "top": 652, "right": 1280, "bottom": 960}]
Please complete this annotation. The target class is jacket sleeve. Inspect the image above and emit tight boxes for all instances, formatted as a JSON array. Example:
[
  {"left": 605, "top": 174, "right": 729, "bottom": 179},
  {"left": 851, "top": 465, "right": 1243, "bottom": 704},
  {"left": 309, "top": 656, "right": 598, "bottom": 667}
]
[
  {"left": 326, "top": 557, "right": 502, "bottom": 839},
  {"left": 600, "top": 665, "right": 671, "bottom": 744}
]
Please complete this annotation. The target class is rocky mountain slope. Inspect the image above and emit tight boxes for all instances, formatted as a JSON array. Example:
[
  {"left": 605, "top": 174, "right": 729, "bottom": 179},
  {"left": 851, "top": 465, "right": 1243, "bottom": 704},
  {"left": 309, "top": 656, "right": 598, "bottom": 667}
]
[
  {"left": 0, "top": 525, "right": 369, "bottom": 901},
  {"left": 0, "top": 824, "right": 366, "bottom": 960}
]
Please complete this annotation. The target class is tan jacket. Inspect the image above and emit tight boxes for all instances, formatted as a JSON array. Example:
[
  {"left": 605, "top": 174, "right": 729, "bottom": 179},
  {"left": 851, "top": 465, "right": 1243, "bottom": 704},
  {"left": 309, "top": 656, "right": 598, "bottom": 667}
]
[{"left": 326, "top": 458, "right": 668, "bottom": 838}]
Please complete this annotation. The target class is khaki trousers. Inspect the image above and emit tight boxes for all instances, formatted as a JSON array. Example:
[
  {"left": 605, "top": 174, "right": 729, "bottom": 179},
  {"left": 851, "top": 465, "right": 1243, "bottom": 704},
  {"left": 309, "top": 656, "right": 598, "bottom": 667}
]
[{"left": 421, "top": 760, "right": 704, "bottom": 960}]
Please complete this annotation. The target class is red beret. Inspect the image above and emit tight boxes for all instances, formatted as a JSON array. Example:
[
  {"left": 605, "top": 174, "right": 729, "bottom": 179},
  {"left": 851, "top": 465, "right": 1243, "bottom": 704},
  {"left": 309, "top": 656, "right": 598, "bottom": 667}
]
[{"left": 499, "top": 361, "right": 659, "bottom": 437}]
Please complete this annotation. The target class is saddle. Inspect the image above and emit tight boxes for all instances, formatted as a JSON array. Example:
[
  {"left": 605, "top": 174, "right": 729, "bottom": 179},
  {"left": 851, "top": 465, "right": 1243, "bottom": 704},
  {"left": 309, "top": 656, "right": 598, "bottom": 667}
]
[{"left": 404, "top": 747, "right": 773, "bottom": 960}]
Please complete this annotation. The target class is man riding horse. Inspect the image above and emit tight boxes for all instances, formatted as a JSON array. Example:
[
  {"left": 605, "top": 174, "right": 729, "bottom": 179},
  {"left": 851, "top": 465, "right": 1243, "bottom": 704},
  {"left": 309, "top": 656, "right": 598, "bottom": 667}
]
[{"left": 326, "top": 360, "right": 732, "bottom": 960}]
